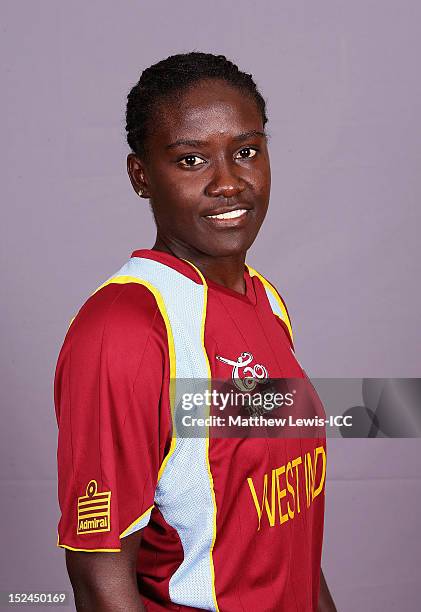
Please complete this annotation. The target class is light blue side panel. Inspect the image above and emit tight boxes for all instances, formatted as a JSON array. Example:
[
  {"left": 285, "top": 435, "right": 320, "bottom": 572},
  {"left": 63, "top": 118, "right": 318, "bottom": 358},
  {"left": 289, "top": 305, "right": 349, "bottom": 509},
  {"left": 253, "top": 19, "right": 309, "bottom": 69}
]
[
  {"left": 262, "top": 284, "right": 286, "bottom": 322},
  {"left": 121, "top": 508, "right": 153, "bottom": 536},
  {"left": 109, "top": 257, "right": 217, "bottom": 611}
]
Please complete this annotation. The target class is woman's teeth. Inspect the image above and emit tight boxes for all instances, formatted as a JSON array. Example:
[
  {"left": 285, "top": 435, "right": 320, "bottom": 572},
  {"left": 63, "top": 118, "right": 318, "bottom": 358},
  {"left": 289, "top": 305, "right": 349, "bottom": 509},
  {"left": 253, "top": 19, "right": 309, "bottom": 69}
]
[{"left": 206, "top": 209, "right": 247, "bottom": 220}]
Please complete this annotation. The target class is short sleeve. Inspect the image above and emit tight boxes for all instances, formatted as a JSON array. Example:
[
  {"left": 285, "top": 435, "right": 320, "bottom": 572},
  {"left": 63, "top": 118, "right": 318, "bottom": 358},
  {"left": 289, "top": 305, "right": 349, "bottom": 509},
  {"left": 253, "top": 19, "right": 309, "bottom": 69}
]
[{"left": 54, "top": 282, "right": 172, "bottom": 552}]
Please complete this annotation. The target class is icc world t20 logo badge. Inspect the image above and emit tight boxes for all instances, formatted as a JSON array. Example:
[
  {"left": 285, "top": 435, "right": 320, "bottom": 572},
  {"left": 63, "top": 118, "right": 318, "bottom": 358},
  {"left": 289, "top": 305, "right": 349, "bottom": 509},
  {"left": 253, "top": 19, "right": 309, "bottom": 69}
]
[
  {"left": 77, "top": 480, "right": 111, "bottom": 535},
  {"left": 216, "top": 351, "right": 269, "bottom": 391}
]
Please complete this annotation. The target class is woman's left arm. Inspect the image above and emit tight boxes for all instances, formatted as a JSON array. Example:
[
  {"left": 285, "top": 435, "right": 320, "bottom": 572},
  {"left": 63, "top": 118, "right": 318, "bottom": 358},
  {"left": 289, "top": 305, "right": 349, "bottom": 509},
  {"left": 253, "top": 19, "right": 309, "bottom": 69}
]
[{"left": 318, "top": 568, "right": 337, "bottom": 612}]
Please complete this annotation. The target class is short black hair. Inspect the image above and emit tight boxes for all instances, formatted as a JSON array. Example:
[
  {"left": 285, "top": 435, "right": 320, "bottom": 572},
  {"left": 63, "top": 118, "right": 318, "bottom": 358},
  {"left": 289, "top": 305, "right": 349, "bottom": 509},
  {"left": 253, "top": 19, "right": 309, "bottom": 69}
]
[{"left": 125, "top": 51, "right": 268, "bottom": 158}]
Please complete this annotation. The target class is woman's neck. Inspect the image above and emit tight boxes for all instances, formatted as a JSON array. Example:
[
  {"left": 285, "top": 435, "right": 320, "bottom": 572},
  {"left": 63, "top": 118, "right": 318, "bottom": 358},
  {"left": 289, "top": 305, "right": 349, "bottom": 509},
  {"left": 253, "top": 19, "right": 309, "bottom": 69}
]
[{"left": 151, "top": 236, "right": 247, "bottom": 295}]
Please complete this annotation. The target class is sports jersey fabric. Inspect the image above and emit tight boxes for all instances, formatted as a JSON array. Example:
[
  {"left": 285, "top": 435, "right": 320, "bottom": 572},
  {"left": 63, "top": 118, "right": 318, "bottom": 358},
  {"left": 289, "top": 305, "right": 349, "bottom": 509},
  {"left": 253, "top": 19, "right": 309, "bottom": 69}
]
[{"left": 54, "top": 248, "right": 326, "bottom": 611}]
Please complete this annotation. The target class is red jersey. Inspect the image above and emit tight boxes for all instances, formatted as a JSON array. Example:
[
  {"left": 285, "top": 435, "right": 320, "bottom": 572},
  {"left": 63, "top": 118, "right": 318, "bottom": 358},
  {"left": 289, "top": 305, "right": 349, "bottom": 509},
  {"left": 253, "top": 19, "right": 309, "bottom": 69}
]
[{"left": 54, "top": 248, "right": 326, "bottom": 611}]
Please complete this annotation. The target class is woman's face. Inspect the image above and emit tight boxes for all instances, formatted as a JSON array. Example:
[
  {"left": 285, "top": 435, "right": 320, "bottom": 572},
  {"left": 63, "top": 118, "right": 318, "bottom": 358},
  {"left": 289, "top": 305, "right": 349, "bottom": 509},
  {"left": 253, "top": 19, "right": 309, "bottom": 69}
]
[{"left": 128, "top": 78, "right": 271, "bottom": 259}]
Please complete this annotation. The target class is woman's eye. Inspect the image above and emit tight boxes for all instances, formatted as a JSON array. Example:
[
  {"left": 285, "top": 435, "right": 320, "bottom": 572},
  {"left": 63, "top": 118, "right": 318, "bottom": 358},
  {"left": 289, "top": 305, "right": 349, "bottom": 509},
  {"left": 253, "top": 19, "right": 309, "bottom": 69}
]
[
  {"left": 179, "top": 155, "right": 206, "bottom": 167},
  {"left": 235, "top": 147, "right": 258, "bottom": 159}
]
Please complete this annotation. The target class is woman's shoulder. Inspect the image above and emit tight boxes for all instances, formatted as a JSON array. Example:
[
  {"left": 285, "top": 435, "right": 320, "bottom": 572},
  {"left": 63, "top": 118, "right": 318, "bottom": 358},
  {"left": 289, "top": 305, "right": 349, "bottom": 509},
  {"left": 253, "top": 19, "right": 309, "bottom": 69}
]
[
  {"left": 64, "top": 280, "right": 167, "bottom": 353},
  {"left": 246, "top": 264, "right": 291, "bottom": 312},
  {"left": 54, "top": 281, "right": 169, "bottom": 392},
  {"left": 246, "top": 263, "right": 294, "bottom": 346}
]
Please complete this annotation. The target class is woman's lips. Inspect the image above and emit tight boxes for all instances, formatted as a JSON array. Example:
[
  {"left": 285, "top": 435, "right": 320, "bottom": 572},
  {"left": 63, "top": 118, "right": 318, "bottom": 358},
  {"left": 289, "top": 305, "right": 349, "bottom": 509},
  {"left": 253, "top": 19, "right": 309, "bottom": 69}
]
[{"left": 203, "top": 208, "right": 250, "bottom": 227}]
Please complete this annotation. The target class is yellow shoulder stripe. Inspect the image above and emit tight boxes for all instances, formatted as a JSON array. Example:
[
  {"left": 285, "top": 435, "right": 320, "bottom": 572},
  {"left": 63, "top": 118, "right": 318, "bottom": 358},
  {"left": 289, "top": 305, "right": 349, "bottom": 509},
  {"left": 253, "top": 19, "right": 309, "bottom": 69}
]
[
  {"left": 63, "top": 274, "right": 178, "bottom": 528},
  {"left": 246, "top": 265, "right": 294, "bottom": 344}
]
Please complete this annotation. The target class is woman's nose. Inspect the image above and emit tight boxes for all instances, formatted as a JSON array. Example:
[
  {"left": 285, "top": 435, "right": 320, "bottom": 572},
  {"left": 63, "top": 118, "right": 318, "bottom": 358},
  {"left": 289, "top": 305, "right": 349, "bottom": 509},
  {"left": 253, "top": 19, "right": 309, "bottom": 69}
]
[{"left": 205, "top": 162, "right": 246, "bottom": 198}]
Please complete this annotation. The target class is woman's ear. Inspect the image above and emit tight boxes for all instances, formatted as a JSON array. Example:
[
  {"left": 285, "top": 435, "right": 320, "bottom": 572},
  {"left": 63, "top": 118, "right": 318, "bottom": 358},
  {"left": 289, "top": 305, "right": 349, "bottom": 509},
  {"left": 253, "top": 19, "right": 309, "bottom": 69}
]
[{"left": 127, "top": 153, "right": 150, "bottom": 198}]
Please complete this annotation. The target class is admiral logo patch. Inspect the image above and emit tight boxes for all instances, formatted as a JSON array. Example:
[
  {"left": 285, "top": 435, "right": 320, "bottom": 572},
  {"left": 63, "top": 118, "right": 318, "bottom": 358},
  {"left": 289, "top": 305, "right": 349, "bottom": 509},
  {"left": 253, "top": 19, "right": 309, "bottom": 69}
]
[{"left": 77, "top": 480, "right": 111, "bottom": 534}]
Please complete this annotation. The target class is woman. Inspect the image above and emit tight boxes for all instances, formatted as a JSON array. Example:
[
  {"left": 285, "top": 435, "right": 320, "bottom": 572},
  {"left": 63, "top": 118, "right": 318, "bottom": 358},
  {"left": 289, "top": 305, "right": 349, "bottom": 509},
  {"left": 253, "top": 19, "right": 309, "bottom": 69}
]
[{"left": 55, "top": 52, "right": 336, "bottom": 611}]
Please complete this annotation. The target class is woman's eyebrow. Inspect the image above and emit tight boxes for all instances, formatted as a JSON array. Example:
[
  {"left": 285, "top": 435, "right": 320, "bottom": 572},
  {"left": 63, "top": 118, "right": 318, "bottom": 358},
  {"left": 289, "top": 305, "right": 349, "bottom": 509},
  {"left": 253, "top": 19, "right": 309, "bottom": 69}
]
[
  {"left": 165, "top": 138, "right": 205, "bottom": 150},
  {"left": 165, "top": 130, "right": 267, "bottom": 150},
  {"left": 233, "top": 130, "right": 267, "bottom": 142}
]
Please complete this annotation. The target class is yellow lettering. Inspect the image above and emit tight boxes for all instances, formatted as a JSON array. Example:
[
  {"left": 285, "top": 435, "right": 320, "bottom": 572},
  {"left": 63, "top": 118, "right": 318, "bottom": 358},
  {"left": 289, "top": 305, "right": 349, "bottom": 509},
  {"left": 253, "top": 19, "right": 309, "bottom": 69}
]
[
  {"left": 247, "top": 472, "right": 276, "bottom": 530},
  {"left": 285, "top": 461, "right": 295, "bottom": 519},
  {"left": 247, "top": 451, "right": 319, "bottom": 532},
  {"left": 266, "top": 470, "right": 276, "bottom": 527},
  {"left": 275, "top": 466, "right": 289, "bottom": 524},
  {"left": 292, "top": 456, "right": 302, "bottom": 514},
  {"left": 247, "top": 475, "right": 266, "bottom": 531},
  {"left": 312, "top": 446, "right": 326, "bottom": 499},
  {"left": 305, "top": 452, "right": 315, "bottom": 508}
]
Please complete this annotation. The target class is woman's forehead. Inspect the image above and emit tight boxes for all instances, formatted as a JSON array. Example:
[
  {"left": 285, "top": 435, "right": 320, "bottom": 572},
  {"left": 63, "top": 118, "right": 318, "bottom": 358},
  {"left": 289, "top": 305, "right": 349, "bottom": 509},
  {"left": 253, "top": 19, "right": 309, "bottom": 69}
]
[{"left": 152, "top": 80, "right": 263, "bottom": 143}]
